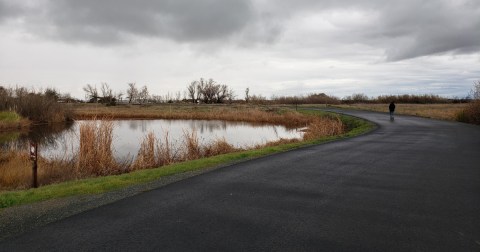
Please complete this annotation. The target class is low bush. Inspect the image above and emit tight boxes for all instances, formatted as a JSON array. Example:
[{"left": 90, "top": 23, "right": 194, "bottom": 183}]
[
  {"left": 456, "top": 101, "right": 480, "bottom": 125},
  {"left": 0, "top": 86, "right": 72, "bottom": 124}
]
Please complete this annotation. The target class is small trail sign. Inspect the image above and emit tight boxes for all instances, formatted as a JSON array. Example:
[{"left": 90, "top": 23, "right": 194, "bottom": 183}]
[
  {"left": 30, "top": 142, "right": 38, "bottom": 161},
  {"left": 29, "top": 141, "right": 38, "bottom": 188}
]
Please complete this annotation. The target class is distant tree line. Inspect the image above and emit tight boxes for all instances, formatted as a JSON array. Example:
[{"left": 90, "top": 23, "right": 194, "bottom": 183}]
[{"left": 341, "top": 93, "right": 452, "bottom": 104}]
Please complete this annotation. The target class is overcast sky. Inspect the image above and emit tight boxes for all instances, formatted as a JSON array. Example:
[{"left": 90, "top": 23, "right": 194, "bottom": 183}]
[{"left": 0, "top": 0, "right": 479, "bottom": 99}]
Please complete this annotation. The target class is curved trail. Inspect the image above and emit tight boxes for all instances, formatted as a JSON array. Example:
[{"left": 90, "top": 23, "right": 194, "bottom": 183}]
[{"left": 1, "top": 109, "right": 479, "bottom": 251}]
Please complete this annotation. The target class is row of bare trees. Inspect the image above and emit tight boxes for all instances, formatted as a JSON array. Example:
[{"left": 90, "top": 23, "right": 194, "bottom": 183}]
[
  {"left": 186, "top": 78, "right": 235, "bottom": 104},
  {"left": 83, "top": 83, "right": 150, "bottom": 105}
]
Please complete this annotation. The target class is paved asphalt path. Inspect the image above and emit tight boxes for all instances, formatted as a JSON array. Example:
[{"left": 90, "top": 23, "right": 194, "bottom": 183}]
[{"left": 1, "top": 109, "right": 479, "bottom": 251}]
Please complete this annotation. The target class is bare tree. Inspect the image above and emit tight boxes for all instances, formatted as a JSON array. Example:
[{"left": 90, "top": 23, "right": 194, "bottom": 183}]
[
  {"left": 139, "top": 85, "right": 149, "bottom": 104},
  {"left": 470, "top": 80, "right": 480, "bottom": 100},
  {"left": 226, "top": 88, "right": 236, "bottom": 103},
  {"left": 127, "top": 83, "right": 138, "bottom": 104},
  {"left": 100, "top": 82, "right": 114, "bottom": 104},
  {"left": 245, "top": 87, "right": 250, "bottom": 103},
  {"left": 214, "top": 84, "right": 228, "bottom": 103},
  {"left": 151, "top": 95, "right": 163, "bottom": 103},
  {"left": 165, "top": 92, "right": 173, "bottom": 103},
  {"left": 189, "top": 78, "right": 232, "bottom": 103},
  {"left": 175, "top": 91, "right": 182, "bottom": 102},
  {"left": 83, "top": 84, "right": 99, "bottom": 103},
  {"left": 202, "top": 79, "right": 219, "bottom": 103},
  {"left": 187, "top": 81, "right": 197, "bottom": 103},
  {"left": 115, "top": 91, "right": 124, "bottom": 103},
  {"left": 196, "top": 78, "right": 206, "bottom": 102}
]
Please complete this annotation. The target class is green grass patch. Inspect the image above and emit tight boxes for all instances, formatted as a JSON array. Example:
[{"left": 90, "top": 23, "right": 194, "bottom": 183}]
[
  {"left": 0, "top": 111, "right": 21, "bottom": 122},
  {"left": 0, "top": 110, "right": 375, "bottom": 209}
]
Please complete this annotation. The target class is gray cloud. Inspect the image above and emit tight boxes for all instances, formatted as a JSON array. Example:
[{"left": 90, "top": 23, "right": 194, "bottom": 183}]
[
  {"left": 0, "top": 0, "right": 21, "bottom": 21},
  {"left": 369, "top": 0, "right": 480, "bottom": 60},
  {"left": 46, "top": 0, "right": 254, "bottom": 44},
  {"left": 257, "top": 0, "right": 480, "bottom": 60},
  {"left": 2, "top": 0, "right": 479, "bottom": 60},
  {"left": 2, "top": 0, "right": 257, "bottom": 44}
]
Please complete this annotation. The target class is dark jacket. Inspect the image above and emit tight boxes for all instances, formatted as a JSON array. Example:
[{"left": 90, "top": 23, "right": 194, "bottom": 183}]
[{"left": 389, "top": 102, "right": 396, "bottom": 112}]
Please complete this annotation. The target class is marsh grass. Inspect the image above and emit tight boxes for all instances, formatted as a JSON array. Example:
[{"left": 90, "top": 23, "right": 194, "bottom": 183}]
[
  {"left": 72, "top": 104, "right": 313, "bottom": 128},
  {"left": 0, "top": 111, "right": 30, "bottom": 131},
  {"left": 77, "top": 120, "right": 119, "bottom": 176},
  {"left": 132, "top": 131, "right": 237, "bottom": 170},
  {"left": 0, "top": 148, "right": 76, "bottom": 190},
  {"left": 303, "top": 117, "right": 344, "bottom": 140},
  {"left": 1, "top": 107, "right": 346, "bottom": 190}
]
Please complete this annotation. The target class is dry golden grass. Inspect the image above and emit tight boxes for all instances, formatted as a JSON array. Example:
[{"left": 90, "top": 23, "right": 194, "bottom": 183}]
[
  {"left": 0, "top": 149, "right": 76, "bottom": 190},
  {"left": 335, "top": 103, "right": 468, "bottom": 121},
  {"left": 303, "top": 117, "right": 344, "bottom": 140},
  {"left": 72, "top": 104, "right": 313, "bottom": 128},
  {"left": 76, "top": 120, "right": 121, "bottom": 177},
  {"left": 202, "top": 138, "right": 236, "bottom": 157},
  {"left": 0, "top": 150, "right": 31, "bottom": 190}
]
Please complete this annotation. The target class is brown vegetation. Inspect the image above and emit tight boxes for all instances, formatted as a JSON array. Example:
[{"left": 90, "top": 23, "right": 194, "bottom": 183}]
[
  {"left": 77, "top": 120, "right": 120, "bottom": 176},
  {"left": 73, "top": 104, "right": 318, "bottom": 128},
  {"left": 1, "top": 108, "right": 345, "bottom": 190},
  {"left": 0, "top": 86, "right": 72, "bottom": 124},
  {"left": 456, "top": 101, "right": 480, "bottom": 125}
]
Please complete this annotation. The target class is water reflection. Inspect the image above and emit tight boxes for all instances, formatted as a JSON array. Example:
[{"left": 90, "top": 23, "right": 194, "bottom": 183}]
[
  {"left": 2, "top": 119, "right": 302, "bottom": 160},
  {"left": 1, "top": 122, "right": 74, "bottom": 151}
]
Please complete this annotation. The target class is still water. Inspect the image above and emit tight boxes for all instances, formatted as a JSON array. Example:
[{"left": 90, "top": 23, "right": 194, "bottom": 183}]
[{"left": 4, "top": 119, "right": 303, "bottom": 160}]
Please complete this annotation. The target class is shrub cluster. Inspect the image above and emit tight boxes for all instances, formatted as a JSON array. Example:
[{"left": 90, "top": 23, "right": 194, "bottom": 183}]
[
  {"left": 0, "top": 86, "right": 71, "bottom": 123},
  {"left": 456, "top": 81, "right": 480, "bottom": 125},
  {"left": 456, "top": 101, "right": 480, "bottom": 125}
]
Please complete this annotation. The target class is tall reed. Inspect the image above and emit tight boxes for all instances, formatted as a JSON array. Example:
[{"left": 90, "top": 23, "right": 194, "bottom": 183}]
[
  {"left": 183, "top": 129, "right": 202, "bottom": 160},
  {"left": 303, "top": 116, "right": 344, "bottom": 140},
  {"left": 77, "top": 120, "right": 117, "bottom": 176},
  {"left": 132, "top": 132, "right": 157, "bottom": 170}
]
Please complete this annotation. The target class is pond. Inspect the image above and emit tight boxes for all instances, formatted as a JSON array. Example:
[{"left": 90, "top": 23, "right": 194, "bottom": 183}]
[{"left": 2, "top": 119, "right": 304, "bottom": 160}]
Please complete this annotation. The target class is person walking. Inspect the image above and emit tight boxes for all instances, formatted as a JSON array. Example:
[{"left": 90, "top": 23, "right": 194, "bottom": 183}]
[{"left": 389, "top": 101, "right": 396, "bottom": 120}]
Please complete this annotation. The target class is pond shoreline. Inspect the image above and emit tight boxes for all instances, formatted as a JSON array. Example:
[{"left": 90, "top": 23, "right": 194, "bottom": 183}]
[{"left": 0, "top": 110, "right": 375, "bottom": 241}]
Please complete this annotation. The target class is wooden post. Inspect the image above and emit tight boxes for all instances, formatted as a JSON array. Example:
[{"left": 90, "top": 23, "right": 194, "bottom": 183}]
[{"left": 30, "top": 142, "right": 38, "bottom": 188}]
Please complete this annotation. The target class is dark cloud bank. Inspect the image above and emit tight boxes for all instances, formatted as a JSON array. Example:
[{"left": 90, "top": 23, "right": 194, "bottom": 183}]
[{"left": 1, "top": 0, "right": 479, "bottom": 61}]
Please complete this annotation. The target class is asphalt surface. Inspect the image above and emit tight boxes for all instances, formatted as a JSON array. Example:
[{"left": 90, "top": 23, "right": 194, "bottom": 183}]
[{"left": 1, "top": 109, "right": 479, "bottom": 251}]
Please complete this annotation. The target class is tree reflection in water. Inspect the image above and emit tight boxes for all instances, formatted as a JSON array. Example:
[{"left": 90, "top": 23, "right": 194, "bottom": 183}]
[{"left": 0, "top": 121, "right": 75, "bottom": 155}]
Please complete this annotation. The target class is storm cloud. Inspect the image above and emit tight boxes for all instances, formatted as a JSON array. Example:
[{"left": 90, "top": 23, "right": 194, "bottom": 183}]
[{"left": 2, "top": 0, "right": 479, "bottom": 60}]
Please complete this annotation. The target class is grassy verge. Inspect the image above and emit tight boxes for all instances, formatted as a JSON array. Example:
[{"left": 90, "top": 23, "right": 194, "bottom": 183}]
[
  {"left": 0, "top": 111, "right": 30, "bottom": 131},
  {"left": 0, "top": 110, "right": 374, "bottom": 209}
]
